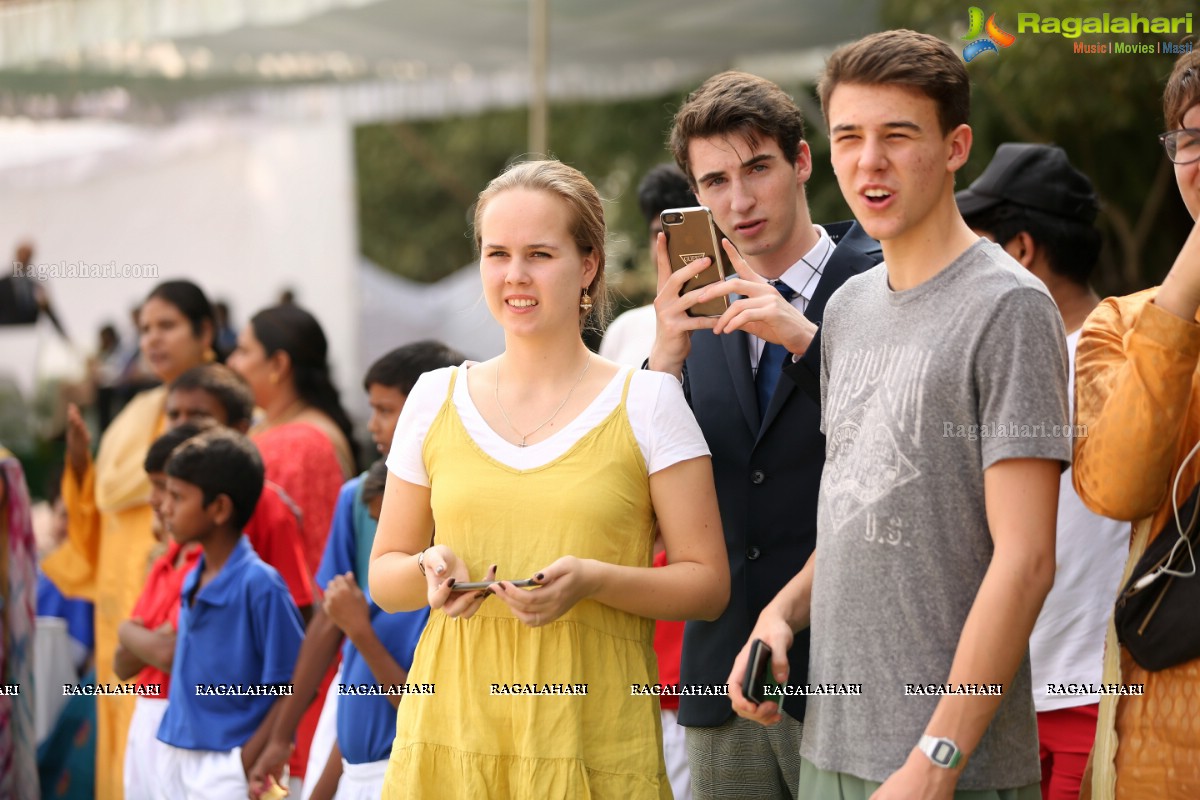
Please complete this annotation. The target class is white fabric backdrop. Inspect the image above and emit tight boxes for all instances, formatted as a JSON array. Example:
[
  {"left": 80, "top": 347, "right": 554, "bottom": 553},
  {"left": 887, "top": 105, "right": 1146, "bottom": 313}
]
[
  {"left": 358, "top": 258, "right": 504, "bottom": 373},
  {"left": 0, "top": 116, "right": 507, "bottom": 425},
  {"left": 0, "top": 116, "right": 363, "bottom": 413}
]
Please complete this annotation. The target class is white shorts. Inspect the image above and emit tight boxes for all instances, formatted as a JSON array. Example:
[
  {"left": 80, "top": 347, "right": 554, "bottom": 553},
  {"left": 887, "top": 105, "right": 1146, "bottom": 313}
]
[
  {"left": 334, "top": 759, "right": 388, "bottom": 800},
  {"left": 125, "top": 696, "right": 170, "bottom": 800},
  {"left": 662, "top": 708, "right": 692, "bottom": 800},
  {"left": 299, "top": 663, "right": 342, "bottom": 800},
  {"left": 154, "top": 744, "right": 248, "bottom": 800}
]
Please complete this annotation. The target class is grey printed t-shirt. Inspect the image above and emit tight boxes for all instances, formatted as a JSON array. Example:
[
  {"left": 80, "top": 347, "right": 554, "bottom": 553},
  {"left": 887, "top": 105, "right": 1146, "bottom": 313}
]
[{"left": 801, "top": 239, "right": 1070, "bottom": 788}]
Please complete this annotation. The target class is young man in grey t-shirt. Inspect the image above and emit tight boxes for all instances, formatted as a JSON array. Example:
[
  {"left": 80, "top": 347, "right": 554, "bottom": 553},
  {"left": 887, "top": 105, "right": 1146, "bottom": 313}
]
[{"left": 725, "top": 30, "right": 1069, "bottom": 799}]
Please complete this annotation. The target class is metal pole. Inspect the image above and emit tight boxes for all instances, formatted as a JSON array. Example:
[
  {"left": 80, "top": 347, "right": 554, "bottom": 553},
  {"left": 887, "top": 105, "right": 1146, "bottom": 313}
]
[{"left": 529, "top": 0, "right": 548, "bottom": 156}]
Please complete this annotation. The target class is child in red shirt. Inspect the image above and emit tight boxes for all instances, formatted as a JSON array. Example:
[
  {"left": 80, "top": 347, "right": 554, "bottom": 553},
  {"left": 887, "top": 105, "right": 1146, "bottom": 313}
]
[
  {"left": 114, "top": 423, "right": 207, "bottom": 800},
  {"left": 165, "top": 364, "right": 322, "bottom": 784},
  {"left": 166, "top": 366, "right": 314, "bottom": 616}
]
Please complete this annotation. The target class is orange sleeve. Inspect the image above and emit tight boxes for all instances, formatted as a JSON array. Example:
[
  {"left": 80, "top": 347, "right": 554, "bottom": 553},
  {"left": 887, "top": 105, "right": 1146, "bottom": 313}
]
[
  {"left": 41, "top": 457, "right": 100, "bottom": 601},
  {"left": 1073, "top": 294, "right": 1200, "bottom": 522}
]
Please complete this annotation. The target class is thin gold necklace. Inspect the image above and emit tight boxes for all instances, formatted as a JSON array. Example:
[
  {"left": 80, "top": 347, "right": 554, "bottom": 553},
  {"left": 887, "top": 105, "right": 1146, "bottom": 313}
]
[
  {"left": 255, "top": 397, "right": 309, "bottom": 434},
  {"left": 494, "top": 355, "right": 592, "bottom": 447}
]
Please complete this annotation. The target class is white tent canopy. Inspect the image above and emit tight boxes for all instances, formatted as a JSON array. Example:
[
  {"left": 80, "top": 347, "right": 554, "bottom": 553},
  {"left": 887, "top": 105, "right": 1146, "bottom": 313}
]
[
  {"left": 0, "top": 0, "right": 882, "bottom": 431},
  {"left": 0, "top": 0, "right": 882, "bottom": 122}
]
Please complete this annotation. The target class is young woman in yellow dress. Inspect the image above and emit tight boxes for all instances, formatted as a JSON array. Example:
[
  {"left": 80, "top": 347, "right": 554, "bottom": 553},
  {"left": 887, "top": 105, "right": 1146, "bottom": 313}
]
[{"left": 370, "top": 159, "right": 729, "bottom": 798}]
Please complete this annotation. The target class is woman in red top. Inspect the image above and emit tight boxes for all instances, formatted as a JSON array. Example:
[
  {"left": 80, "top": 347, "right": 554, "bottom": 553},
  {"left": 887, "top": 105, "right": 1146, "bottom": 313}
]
[
  {"left": 228, "top": 305, "right": 356, "bottom": 573},
  {"left": 227, "top": 304, "right": 356, "bottom": 789}
]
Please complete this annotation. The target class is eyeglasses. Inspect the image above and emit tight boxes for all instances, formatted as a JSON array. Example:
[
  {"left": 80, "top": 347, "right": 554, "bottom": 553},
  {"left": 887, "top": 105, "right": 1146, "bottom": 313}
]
[{"left": 1159, "top": 128, "right": 1200, "bottom": 164}]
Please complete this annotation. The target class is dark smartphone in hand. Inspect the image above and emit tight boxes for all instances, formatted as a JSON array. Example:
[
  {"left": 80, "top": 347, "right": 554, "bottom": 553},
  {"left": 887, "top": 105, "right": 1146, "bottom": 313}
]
[
  {"left": 450, "top": 578, "right": 537, "bottom": 592},
  {"left": 742, "top": 638, "right": 783, "bottom": 706},
  {"left": 661, "top": 206, "right": 732, "bottom": 318}
]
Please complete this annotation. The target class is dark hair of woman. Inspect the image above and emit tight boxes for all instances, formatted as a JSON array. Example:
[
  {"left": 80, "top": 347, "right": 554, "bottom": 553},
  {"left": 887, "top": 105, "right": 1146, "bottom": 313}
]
[
  {"left": 145, "top": 280, "right": 214, "bottom": 339},
  {"left": 249, "top": 304, "right": 356, "bottom": 462}
]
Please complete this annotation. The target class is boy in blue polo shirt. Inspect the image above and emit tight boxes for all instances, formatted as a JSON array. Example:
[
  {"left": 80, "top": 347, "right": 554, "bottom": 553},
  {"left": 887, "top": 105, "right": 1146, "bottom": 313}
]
[
  {"left": 248, "top": 340, "right": 463, "bottom": 799},
  {"left": 154, "top": 429, "right": 305, "bottom": 799},
  {"left": 306, "top": 460, "right": 427, "bottom": 799}
]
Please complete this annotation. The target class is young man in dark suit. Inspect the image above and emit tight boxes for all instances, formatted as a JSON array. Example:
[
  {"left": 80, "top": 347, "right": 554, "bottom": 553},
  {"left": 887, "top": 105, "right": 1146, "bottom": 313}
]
[{"left": 648, "top": 71, "right": 882, "bottom": 799}]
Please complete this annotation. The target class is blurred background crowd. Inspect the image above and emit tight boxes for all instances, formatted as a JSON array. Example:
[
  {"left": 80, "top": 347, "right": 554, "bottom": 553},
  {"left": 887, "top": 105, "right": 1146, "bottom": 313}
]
[{"left": 1, "top": 0, "right": 1193, "bottom": 489}]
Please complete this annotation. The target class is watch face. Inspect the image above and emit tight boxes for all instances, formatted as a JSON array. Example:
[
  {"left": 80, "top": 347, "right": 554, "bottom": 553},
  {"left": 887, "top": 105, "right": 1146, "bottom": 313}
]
[{"left": 931, "top": 741, "right": 958, "bottom": 766}]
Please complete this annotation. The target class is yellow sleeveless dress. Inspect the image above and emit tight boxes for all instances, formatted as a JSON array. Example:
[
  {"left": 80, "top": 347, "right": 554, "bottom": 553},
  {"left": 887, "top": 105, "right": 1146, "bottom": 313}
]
[{"left": 381, "top": 367, "right": 671, "bottom": 799}]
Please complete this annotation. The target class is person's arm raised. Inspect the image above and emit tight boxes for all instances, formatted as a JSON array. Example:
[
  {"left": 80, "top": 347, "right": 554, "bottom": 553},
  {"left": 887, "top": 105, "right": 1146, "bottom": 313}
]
[
  {"left": 1155, "top": 216, "right": 1200, "bottom": 322},
  {"left": 700, "top": 239, "right": 818, "bottom": 355},
  {"left": 647, "top": 231, "right": 721, "bottom": 379},
  {"left": 41, "top": 404, "right": 102, "bottom": 599},
  {"left": 1075, "top": 225, "right": 1200, "bottom": 520},
  {"left": 324, "top": 572, "right": 411, "bottom": 709}
]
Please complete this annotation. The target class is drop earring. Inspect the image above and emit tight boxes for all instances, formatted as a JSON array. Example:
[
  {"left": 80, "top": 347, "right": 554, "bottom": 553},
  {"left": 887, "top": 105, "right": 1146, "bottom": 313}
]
[{"left": 579, "top": 288, "right": 593, "bottom": 313}]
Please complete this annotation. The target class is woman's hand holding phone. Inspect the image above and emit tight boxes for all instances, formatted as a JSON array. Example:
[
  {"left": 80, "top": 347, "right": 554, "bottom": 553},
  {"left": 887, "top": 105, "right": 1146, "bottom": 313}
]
[
  {"left": 423, "top": 545, "right": 494, "bottom": 619},
  {"left": 489, "top": 555, "right": 595, "bottom": 628}
]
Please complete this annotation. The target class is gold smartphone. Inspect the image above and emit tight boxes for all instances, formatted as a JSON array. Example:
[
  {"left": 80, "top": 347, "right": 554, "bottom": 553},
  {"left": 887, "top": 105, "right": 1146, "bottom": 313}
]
[{"left": 660, "top": 206, "right": 732, "bottom": 317}]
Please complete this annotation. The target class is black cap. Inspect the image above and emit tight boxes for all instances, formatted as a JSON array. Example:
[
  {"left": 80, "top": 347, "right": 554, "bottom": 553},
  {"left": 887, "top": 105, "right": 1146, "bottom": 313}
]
[{"left": 956, "top": 143, "right": 1099, "bottom": 224}]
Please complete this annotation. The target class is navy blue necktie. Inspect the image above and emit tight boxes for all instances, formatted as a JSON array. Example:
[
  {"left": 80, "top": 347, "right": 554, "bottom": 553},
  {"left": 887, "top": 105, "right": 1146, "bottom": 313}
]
[{"left": 755, "top": 280, "right": 798, "bottom": 416}]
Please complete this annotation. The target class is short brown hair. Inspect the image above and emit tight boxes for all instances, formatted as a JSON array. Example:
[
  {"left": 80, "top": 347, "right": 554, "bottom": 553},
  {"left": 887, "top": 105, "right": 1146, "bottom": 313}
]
[
  {"left": 473, "top": 159, "right": 610, "bottom": 330},
  {"left": 818, "top": 30, "right": 970, "bottom": 135},
  {"left": 1164, "top": 50, "right": 1200, "bottom": 131},
  {"left": 670, "top": 71, "right": 805, "bottom": 183}
]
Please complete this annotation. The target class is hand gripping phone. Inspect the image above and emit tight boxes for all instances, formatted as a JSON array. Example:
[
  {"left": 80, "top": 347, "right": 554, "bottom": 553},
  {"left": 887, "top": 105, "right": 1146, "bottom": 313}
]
[
  {"left": 742, "top": 638, "right": 783, "bottom": 706},
  {"left": 660, "top": 206, "right": 732, "bottom": 317}
]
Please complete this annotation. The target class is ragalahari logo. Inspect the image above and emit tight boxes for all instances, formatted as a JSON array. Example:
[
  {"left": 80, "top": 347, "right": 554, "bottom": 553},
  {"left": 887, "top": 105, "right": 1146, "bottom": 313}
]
[{"left": 962, "top": 7, "right": 1017, "bottom": 61}]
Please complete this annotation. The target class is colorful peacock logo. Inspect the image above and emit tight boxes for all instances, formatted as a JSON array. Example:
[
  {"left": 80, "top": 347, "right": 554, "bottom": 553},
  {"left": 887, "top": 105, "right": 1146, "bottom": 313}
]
[{"left": 962, "top": 7, "right": 1017, "bottom": 62}]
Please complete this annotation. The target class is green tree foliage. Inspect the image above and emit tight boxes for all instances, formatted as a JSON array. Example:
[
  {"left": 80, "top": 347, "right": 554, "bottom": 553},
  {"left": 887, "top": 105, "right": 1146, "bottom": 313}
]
[
  {"left": 358, "top": 8, "right": 1190, "bottom": 307},
  {"left": 355, "top": 84, "right": 854, "bottom": 315},
  {"left": 356, "top": 94, "right": 683, "bottom": 311},
  {"left": 884, "top": 0, "right": 1196, "bottom": 294}
]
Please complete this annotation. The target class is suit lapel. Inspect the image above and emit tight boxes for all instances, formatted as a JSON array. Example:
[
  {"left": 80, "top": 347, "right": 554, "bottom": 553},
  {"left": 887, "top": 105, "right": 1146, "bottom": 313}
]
[
  {"left": 720, "top": 327, "right": 760, "bottom": 433},
  {"left": 806, "top": 223, "right": 881, "bottom": 327},
  {"left": 756, "top": 222, "right": 881, "bottom": 440},
  {"left": 758, "top": 358, "right": 794, "bottom": 436}
]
